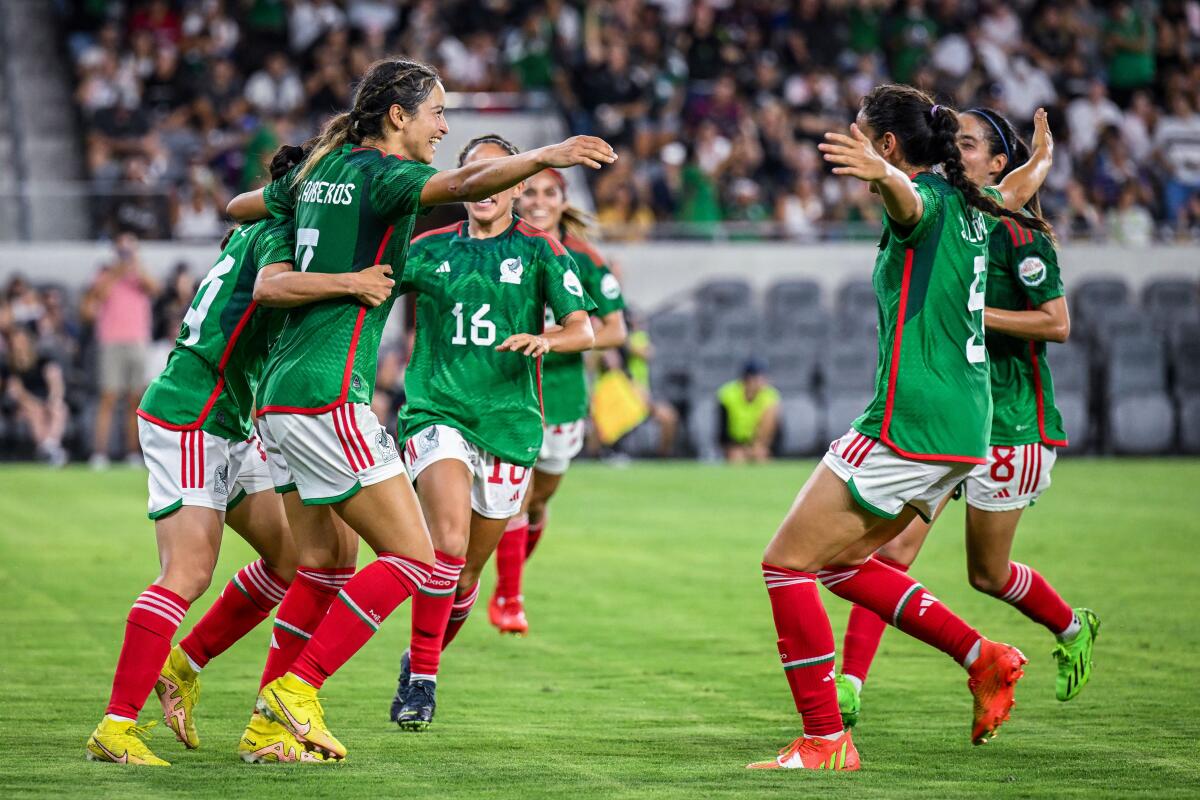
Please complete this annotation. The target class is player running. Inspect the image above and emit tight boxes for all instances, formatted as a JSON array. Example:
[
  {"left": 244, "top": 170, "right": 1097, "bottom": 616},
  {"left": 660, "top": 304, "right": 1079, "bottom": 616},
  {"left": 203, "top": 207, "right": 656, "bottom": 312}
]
[
  {"left": 226, "top": 60, "right": 614, "bottom": 761},
  {"left": 388, "top": 134, "right": 596, "bottom": 731},
  {"left": 85, "top": 144, "right": 392, "bottom": 767},
  {"left": 488, "top": 167, "right": 628, "bottom": 635},
  {"left": 834, "top": 107, "right": 1098, "bottom": 731},
  {"left": 749, "top": 85, "right": 1054, "bottom": 771}
]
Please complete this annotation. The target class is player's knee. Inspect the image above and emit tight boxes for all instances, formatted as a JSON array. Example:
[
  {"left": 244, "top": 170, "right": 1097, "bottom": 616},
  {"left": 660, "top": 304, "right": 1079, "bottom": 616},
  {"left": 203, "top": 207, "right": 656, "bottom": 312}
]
[
  {"left": 157, "top": 564, "right": 214, "bottom": 603},
  {"left": 967, "top": 566, "right": 1009, "bottom": 596},
  {"left": 427, "top": 518, "right": 468, "bottom": 558}
]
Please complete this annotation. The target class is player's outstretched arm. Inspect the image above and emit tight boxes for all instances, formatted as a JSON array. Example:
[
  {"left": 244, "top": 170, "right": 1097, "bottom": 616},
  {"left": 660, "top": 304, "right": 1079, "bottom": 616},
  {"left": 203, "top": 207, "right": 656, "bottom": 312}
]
[
  {"left": 993, "top": 108, "right": 1053, "bottom": 212},
  {"left": 984, "top": 296, "right": 1070, "bottom": 343},
  {"left": 496, "top": 310, "right": 595, "bottom": 358},
  {"left": 420, "top": 136, "right": 617, "bottom": 206},
  {"left": 819, "top": 124, "right": 923, "bottom": 227},
  {"left": 254, "top": 263, "right": 395, "bottom": 308},
  {"left": 227, "top": 189, "right": 269, "bottom": 222}
]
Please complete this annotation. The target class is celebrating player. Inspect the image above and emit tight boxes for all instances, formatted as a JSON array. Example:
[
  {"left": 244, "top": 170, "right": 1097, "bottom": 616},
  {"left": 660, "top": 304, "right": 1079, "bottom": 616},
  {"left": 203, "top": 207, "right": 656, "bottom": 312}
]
[
  {"left": 226, "top": 60, "right": 614, "bottom": 760},
  {"left": 834, "top": 107, "right": 1099, "bottom": 730},
  {"left": 85, "top": 144, "right": 391, "bottom": 767},
  {"left": 388, "top": 134, "right": 596, "bottom": 731},
  {"left": 748, "top": 85, "right": 1053, "bottom": 771},
  {"left": 488, "top": 168, "right": 628, "bottom": 635}
]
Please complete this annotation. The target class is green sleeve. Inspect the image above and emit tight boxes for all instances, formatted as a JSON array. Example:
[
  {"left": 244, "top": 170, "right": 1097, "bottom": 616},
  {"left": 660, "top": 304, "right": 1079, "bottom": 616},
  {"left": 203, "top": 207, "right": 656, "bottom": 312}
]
[
  {"left": 1012, "top": 230, "right": 1064, "bottom": 306},
  {"left": 368, "top": 160, "right": 439, "bottom": 220},
  {"left": 397, "top": 238, "right": 433, "bottom": 295},
  {"left": 584, "top": 264, "right": 626, "bottom": 317},
  {"left": 252, "top": 218, "right": 295, "bottom": 271},
  {"left": 887, "top": 177, "right": 941, "bottom": 245},
  {"left": 262, "top": 169, "right": 298, "bottom": 218},
  {"left": 981, "top": 185, "right": 1003, "bottom": 205},
  {"left": 540, "top": 246, "right": 595, "bottom": 323}
]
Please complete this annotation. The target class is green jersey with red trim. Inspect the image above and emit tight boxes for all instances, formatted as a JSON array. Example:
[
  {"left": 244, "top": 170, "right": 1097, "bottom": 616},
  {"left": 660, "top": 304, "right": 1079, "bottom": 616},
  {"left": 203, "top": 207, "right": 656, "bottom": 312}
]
[
  {"left": 853, "top": 173, "right": 994, "bottom": 463},
  {"left": 540, "top": 232, "right": 625, "bottom": 425},
  {"left": 257, "top": 144, "right": 437, "bottom": 413},
  {"left": 397, "top": 218, "right": 596, "bottom": 466},
  {"left": 138, "top": 218, "right": 293, "bottom": 441},
  {"left": 985, "top": 217, "right": 1067, "bottom": 446}
]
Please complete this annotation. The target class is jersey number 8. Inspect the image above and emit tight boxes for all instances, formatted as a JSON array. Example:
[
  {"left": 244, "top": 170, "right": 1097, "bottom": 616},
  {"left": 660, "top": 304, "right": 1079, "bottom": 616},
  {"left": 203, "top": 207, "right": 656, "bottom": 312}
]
[{"left": 451, "top": 303, "right": 497, "bottom": 347}]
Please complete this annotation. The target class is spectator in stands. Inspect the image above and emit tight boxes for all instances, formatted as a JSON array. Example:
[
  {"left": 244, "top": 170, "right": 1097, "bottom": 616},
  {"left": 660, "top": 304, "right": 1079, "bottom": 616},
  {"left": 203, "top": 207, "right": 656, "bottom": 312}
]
[
  {"left": 1155, "top": 91, "right": 1200, "bottom": 228},
  {"left": 244, "top": 51, "right": 304, "bottom": 116},
  {"left": 620, "top": 315, "right": 678, "bottom": 458},
  {"left": 151, "top": 262, "right": 194, "bottom": 344},
  {"left": 1107, "top": 181, "right": 1156, "bottom": 246},
  {"left": 170, "top": 164, "right": 227, "bottom": 241},
  {"left": 81, "top": 231, "right": 156, "bottom": 469},
  {"left": 1103, "top": 1, "right": 1156, "bottom": 105},
  {"left": 1067, "top": 79, "right": 1125, "bottom": 158},
  {"left": 3, "top": 327, "right": 68, "bottom": 467},
  {"left": 717, "top": 359, "right": 780, "bottom": 464}
]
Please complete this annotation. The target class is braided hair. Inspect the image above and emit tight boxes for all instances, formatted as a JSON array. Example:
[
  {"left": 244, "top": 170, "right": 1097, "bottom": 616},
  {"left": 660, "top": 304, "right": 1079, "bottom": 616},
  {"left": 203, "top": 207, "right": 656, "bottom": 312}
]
[
  {"left": 859, "top": 84, "right": 1052, "bottom": 237},
  {"left": 293, "top": 58, "right": 441, "bottom": 185},
  {"left": 457, "top": 133, "right": 519, "bottom": 165},
  {"left": 963, "top": 107, "right": 1047, "bottom": 227}
]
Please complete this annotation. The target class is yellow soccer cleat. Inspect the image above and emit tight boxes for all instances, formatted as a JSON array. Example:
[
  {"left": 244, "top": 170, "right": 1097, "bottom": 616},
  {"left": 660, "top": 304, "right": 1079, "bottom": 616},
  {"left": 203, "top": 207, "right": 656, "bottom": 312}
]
[
  {"left": 85, "top": 717, "right": 171, "bottom": 766},
  {"left": 155, "top": 645, "right": 201, "bottom": 748},
  {"left": 238, "top": 712, "right": 331, "bottom": 764},
  {"left": 256, "top": 673, "right": 346, "bottom": 759}
]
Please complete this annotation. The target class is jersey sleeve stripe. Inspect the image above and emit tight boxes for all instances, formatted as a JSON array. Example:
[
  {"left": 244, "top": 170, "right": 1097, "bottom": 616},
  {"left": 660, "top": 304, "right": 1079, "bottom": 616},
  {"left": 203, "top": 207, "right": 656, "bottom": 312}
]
[
  {"left": 1028, "top": 340, "right": 1069, "bottom": 447},
  {"left": 1001, "top": 218, "right": 1019, "bottom": 247},
  {"left": 332, "top": 404, "right": 362, "bottom": 470},
  {"left": 515, "top": 219, "right": 567, "bottom": 255},
  {"left": 412, "top": 221, "right": 464, "bottom": 243}
]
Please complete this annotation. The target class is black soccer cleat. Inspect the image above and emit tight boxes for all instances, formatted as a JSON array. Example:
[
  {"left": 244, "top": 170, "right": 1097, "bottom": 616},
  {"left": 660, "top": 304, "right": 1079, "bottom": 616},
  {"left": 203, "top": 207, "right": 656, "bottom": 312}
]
[
  {"left": 389, "top": 649, "right": 412, "bottom": 723},
  {"left": 395, "top": 679, "right": 437, "bottom": 732}
]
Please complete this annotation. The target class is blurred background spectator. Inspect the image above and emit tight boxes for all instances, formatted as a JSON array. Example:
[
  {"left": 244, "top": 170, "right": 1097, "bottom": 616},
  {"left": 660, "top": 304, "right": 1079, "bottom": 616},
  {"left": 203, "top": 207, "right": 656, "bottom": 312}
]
[{"left": 717, "top": 359, "right": 779, "bottom": 464}]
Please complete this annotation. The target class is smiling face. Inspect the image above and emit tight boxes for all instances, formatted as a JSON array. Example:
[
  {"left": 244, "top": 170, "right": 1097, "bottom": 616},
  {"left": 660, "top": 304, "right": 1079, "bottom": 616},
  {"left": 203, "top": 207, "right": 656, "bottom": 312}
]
[
  {"left": 396, "top": 81, "right": 448, "bottom": 164},
  {"left": 518, "top": 171, "right": 567, "bottom": 233},
  {"left": 463, "top": 142, "right": 522, "bottom": 226},
  {"left": 956, "top": 112, "right": 1006, "bottom": 188}
]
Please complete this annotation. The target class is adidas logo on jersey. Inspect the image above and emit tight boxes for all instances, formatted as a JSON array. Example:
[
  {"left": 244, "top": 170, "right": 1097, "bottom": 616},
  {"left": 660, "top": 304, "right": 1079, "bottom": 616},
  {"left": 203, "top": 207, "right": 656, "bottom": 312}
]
[{"left": 436, "top": 261, "right": 451, "bottom": 274}]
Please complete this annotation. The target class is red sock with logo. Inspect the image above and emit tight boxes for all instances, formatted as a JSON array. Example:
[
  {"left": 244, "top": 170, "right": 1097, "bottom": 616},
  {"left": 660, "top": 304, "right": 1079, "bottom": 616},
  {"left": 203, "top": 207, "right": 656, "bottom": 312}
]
[
  {"left": 290, "top": 554, "right": 431, "bottom": 689},
  {"left": 105, "top": 585, "right": 190, "bottom": 719},
  {"left": 820, "top": 557, "right": 980, "bottom": 666},
  {"left": 441, "top": 582, "right": 480, "bottom": 650},
  {"left": 992, "top": 561, "right": 1075, "bottom": 634},
  {"left": 525, "top": 514, "right": 547, "bottom": 559},
  {"left": 494, "top": 515, "right": 528, "bottom": 601},
  {"left": 260, "top": 567, "right": 354, "bottom": 689},
  {"left": 179, "top": 560, "right": 288, "bottom": 670},
  {"left": 408, "top": 551, "right": 466, "bottom": 677},
  {"left": 840, "top": 556, "right": 909, "bottom": 683},
  {"left": 762, "top": 563, "right": 844, "bottom": 737}
]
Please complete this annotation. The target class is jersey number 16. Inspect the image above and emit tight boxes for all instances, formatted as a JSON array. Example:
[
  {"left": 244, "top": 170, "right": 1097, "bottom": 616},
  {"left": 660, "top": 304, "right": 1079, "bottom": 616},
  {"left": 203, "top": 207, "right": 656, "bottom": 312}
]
[{"left": 451, "top": 303, "right": 497, "bottom": 346}]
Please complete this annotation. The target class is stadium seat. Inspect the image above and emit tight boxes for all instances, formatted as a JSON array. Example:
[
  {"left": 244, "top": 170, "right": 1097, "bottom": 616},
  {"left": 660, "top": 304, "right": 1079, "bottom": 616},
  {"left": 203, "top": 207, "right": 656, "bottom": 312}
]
[
  {"left": 762, "top": 334, "right": 821, "bottom": 393},
  {"left": 1073, "top": 277, "right": 1132, "bottom": 324},
  {"left": 765, "top": 279, "right": 822, "bottom": 336},
  {"left": 836, "top": 279, "right": 877, "bottom": 317},
  {"left": 1090, "top": 305, "right": 1157, "bottom": 352},
  {"left": 822, "top": 391, "right": 875, "bottom": 443},
  {"left": 1108, "top": 394, "right": 1175, "bottom": 455},
  {"left": 648, "top": 309, "right": 697, "bottom": 353},
  {"left": 1045, "top": 342, "right": 1089, "bottom": 395},
  {"left": 1107, "top": 335, "right": 1167, "bottom": 397},
  {"left": 694, "top": 279, "right": 753, "bottom": 332},
  {"left": 690, "top": 345, "right": 741, "bottom": 395},
  {"left": 1178, "top": 395, "right": 1200, "bottom": 455},
  {"left": 1170, "top": 323, "right": 1200, "bottom": 393},
  {"left": 821, "top": 336, "right": 877, "bottom": 395},
  {"left": 1054, "top": 392, "right": 1091, "bottom": 453},
  {"left": 778, "top": 393, "right": 823, "bottom": 456},
  {"left": 1141, "top": 278, "right": 1199, "bottom": 321},
  {"left": 686, "top": 394, "right": 721, "bottom": 462}
]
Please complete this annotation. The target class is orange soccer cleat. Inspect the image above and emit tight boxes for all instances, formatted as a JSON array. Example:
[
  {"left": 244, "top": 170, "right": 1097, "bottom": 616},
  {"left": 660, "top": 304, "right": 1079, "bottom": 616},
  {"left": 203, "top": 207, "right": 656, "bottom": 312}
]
[
  {"left": 968, "top": 639, "right": 1028, "bottom": 745},
  {"left": 488, "top": 594, "right": 529, "bottom": 636},
  {"left": 746, "top": 730, "right": 860, "bottom": 771}
]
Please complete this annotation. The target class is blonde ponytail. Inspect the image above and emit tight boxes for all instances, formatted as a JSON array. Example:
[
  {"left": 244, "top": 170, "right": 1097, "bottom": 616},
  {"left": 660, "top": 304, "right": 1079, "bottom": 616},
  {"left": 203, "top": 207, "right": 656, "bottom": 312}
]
[{"left": 560, "top": 204, "right": 595, "bottom": 240}]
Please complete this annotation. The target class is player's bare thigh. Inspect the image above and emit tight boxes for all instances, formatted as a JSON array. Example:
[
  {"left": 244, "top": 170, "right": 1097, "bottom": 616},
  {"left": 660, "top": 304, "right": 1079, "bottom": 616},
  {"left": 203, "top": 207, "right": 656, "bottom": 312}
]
[
  {"left": 153, "top": 506, "right": 225, "bottom": 602},
  {"left": 226, "top": 490, "right": 299, "bottom": 582},
  {"left": 280, "top": 491, "right": 359, "bottom": 569},
  {"left": 334, "top": 474, "right": 434, "bottom": 565},
  {"left": 412, "top": 458, "right": 474, "bottom": 559},
  {"left": 964, "top": 505, "right": 1025, "bottom": 593},
  {"left": 867, "top": 490, "right": 957, "bottom": 568},
  {"left": 460, "top": 512, "right": 510, "bottom": 588}
]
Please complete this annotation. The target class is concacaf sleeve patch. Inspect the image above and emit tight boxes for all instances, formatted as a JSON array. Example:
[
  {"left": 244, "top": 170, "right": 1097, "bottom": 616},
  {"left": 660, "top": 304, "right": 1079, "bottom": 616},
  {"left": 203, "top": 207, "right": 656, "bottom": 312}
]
[
  {"left": 600, "top": 273, "right": 621, "bottom": 300},
  {"left": 563, "top": 269, "right": 584, "bottom": 297},
  {"left": 1018, "top": 256, "right": 1046, "bottom": 287}
]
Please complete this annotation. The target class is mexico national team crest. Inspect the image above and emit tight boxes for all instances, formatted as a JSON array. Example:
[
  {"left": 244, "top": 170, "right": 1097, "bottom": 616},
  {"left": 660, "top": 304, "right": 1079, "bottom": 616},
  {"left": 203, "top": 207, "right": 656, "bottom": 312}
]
[
  {"left": 1018, "top": 257, "right": 1046, "bottom": 286},
  {"left": 377, "top": 431, "right": 398, "bottom": 463},
  {"left": 499, "top": 257, "right": 524, "bottom": 284},
  {"left": 418, "top": 426, "right": 440, "bottom": 455},
  {"left": 213, "top": 465, "right": 229, "bottom": 497}
]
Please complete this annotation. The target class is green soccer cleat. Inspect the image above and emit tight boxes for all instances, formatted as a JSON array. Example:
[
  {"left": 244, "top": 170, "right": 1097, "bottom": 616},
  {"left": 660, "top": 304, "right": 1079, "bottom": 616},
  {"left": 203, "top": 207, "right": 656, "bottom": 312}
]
[
  {"left": 1052, "top": 608, "right": 1100, "bottom": 702},
  {"left": 835, "top": 674, "right": 861, "bottom": 729}
]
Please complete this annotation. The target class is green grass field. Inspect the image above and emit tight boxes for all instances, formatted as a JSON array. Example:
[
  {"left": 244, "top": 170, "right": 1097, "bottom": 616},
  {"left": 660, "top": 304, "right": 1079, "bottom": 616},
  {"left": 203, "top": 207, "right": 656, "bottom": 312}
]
[{"left": 1, "top": 459, "right": 1199, "bottom": 798}]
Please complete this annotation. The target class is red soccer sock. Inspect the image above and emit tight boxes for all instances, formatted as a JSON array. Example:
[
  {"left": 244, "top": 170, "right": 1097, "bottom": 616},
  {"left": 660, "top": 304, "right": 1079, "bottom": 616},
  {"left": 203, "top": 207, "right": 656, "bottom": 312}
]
[
  {"left": 179, "top": 559, "right": 288, "bottom": 670},
  {"left": 105, "top": 585, "right": 190, "bottom": 720},
  {"left": 408, "top": 551, "right": 466, "bottom": 677},
  {"left": 820, "top": 557, "right": 980, "bottom": 666},
  {"left": 993, "top": 562, "right": 1075, "bottom": 634},
  {"left": 525, "top": 515, "right": 547, "bottom": 559},
  {"left": 441, "top": 581, "right": 480, "bottom": 650},
  {"left": 840, "top": 556, "right": 909, "bottom": 683},
  {"left": 259, "top": 566, "right": 354, "bottom": 690},
  {"left": 291, "top": 554, "right": 431, "bottom": 689},
  {"left": 494, "top": 515, "right": 528, "bottom": 601},
  {"left": 762, "top": 563, "right": 844, "bottom": 738}
]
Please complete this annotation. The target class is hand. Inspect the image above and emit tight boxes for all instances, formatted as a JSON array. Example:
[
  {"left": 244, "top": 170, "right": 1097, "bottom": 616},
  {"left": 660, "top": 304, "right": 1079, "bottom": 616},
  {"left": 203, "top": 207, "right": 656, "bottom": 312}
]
[
  {"left": 819, "top": 124, "right": 890, "bottom": 182},
  {"left": 538, "top": 136, "right": 617, "bottom": 170},
  {"left": 496, "top": 333, "right": 551, "bottom": 357},
  {"left": 349, "top": 263, "right": 395, "bottom": 307},
  {"left": 1030, "top": 107, "right": 1053, "bottom": 159}
]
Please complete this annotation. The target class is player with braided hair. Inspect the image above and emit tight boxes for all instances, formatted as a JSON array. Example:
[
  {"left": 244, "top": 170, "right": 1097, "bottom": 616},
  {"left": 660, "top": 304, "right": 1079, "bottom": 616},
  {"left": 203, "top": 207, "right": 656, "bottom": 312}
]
[{"left": 747, "top": 84, "right": 1051, "bottom": 771}]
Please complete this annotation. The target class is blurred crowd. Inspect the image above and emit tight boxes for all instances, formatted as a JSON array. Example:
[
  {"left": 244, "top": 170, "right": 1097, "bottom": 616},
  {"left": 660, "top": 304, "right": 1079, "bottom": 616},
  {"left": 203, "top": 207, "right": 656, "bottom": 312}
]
[{"left": 58, "top": 0, "right": 1200, "bottom": 243}]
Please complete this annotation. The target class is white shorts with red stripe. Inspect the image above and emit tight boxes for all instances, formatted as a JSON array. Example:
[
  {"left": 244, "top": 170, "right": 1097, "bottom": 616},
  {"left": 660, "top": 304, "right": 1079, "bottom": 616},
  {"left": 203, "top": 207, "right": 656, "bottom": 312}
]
[
  {"left": 536, "top": 419, "right": 586, "bottom": 476},
  {"left": 822, "top": 427, "right": 975, "bottom": 522},
  {"left": 139, "top": 418, "right": 267, "bottom": 520},
  {"left": 964, "top": 443, "right": 1057, "bottom": 512},
  {"left": 260, "top": 403, "right": 405, "bottom": 506},
  {"left": 403, "top": 424, "right": 533, "bottom": 519}
]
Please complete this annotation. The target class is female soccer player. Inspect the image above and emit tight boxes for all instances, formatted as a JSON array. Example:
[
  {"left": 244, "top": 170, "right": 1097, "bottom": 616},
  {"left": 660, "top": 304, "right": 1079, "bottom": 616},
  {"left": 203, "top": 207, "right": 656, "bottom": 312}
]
[
  {"left": 749, "top": 84, "right": 1053, "bottom": 771},
  {"left": 388, "top": 135, "right": 595, "bottom": 731},
  {"left": 227, "top": 60, "right": 614, "bottom": 760},
  {"left": 834, "top": 107, "right": 1098, "bottom": 730},
  {"left": 85, "top": 145, "right": 392, "bottom": 767},
  {"left": 488, "top": 167, "right": 628, "bottom": 635}
]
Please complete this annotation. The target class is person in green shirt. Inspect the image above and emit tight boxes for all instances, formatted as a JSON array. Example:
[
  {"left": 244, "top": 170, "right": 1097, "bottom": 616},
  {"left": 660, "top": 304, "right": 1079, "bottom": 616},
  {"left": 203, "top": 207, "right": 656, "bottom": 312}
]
[
  {"left": 717, "top": 359, "right": 780, "bottom": 463},
  {"left": 1103, "top": 2, "right": 1155, "bottom": 104}
]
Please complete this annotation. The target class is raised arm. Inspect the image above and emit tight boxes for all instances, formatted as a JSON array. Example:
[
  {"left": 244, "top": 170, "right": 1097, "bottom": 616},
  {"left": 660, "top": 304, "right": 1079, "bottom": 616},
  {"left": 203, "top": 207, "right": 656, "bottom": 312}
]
[
  {"left": 993, "top": 108, "right": 1053, "bottom": 212},
  {"left": 253, "top": 263, "right": 396, "bottom": 308},
  {"left": 227, "top": 189, "right": 269, "bottom": 222},
  {"left": 984, "top": 296, "right": 1070, "bottom": 343},
  {"left": 819, "top": 124, "right": 923, "bottom": 227},
  {"left": 420, "top": 136, "right": 616, "bottom": 206},
  {"left": 496, "top": 310, "right": 595, "bottom": 357}
]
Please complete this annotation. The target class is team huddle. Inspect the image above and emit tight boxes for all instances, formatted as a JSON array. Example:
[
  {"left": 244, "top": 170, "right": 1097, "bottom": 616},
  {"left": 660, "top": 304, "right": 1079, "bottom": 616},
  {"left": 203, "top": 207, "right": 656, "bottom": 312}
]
[{"left": 84, "top": 61, "right": 1097, "bottom": 773}]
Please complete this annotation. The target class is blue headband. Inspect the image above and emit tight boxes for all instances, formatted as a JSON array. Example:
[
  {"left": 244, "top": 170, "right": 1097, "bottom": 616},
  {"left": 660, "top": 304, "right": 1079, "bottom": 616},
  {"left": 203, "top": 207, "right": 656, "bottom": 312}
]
[{"left": 967, "top": 108, "right": 1011, "bottom": 162}]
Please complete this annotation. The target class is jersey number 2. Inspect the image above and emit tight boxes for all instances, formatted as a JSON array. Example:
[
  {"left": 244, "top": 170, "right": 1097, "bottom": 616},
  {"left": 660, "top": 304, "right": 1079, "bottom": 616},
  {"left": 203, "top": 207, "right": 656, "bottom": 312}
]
[
  {"left": 965, "top": 255, "right": 987, "bottom": 364},
  {"left": 451, "top": 303, "right": 496, "bottom": 346},
  {"left": 181, "top": 254, "right": 235, "bottom": 346}
]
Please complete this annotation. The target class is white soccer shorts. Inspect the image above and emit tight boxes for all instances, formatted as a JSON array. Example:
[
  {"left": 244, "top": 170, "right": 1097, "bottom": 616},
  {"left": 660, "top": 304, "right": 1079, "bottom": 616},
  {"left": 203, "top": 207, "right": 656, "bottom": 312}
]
[
  {"left": 536, "top": 418, "right": 586, "bottom": 476},
  {"left": 256, "top": 417, "right": 296, "bottom": 493},
  {"left": 964, "top": 443, "right": 1057, "bottom": 512},
  {"left": 139, "top": 418, "right": 259, "bottom": 519},
  {"left": 225, "top": 431, "right": 275, "bottom": 510},
  {"left": 403, "top": 424, "right": 533, "bottom": 519},
  {"left": 260, "top": 403, "right": 406, "bottom": 505},
  {"left": 822, "top": 427, "right": 976, "bottom": 521}
]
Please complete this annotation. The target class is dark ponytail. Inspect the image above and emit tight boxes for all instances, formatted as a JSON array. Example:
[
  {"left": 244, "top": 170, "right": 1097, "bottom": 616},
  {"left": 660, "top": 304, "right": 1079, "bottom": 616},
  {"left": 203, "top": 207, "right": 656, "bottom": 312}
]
[
  {"left": 269, "top": 136, "right": 316, "bottom": 181},
  {"left": 859, "top": 84, "right": 1052, "bottom": 237},
  {"left": 964, "top": 107, "right": 1047, "bottom": 227},
  {"left": 457, "top": 133, "right": 519, "bottom": 166}
]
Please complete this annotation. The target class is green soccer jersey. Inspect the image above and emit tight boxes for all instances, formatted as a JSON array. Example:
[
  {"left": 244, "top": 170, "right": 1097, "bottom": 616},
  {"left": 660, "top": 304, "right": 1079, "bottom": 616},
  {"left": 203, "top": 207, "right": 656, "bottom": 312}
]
[
  {"left": 398, "top": 217, "right": 596, "bottom": 466},
  {"left": 540, "top": 232, "right": 626, "bottom": 425},
  {"left": 257, "top": 144, "right": 438, "bottom": 413},
  {"left": 984, "top": 217, "right": 1067, "bottom": 447},
  {"left": 853, "top": 173, "right": 994, "bottom": 463},
  {"left": 138, "top": 218, "right": 293, "bottom": 441}
]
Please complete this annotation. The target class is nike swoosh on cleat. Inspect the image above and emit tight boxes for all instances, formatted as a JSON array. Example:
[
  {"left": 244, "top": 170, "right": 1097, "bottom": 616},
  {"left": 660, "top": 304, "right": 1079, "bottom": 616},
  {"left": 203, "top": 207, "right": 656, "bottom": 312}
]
[
  {"left": 271, "top": 690, "right": 311, "bottom": 737},
  {"left": 94, "top": 739, "right": 128, "bottom": 764}
]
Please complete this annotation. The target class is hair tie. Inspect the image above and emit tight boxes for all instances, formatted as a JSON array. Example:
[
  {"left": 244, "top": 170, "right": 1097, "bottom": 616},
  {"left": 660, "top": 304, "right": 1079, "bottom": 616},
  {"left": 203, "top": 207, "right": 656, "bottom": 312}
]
[
  {"left": 930, "top": 104, "right": 942, "bottom": 117},
  {"left": 967, "top": 108, "right": 1011, "bottom": 162}
]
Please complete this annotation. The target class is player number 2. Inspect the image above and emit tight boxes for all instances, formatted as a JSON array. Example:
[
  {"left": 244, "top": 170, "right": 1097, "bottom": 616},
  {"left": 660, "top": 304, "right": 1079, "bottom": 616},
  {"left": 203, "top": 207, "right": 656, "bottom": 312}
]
[
  {"left": 965, "top": 255, "right": 987, "bottom": 364},
  {"left": 451, "top": 303, "right": 497, "bottom": 346},
  {"left": 181, "top": 254, "right": 235, "bottom": 346}
]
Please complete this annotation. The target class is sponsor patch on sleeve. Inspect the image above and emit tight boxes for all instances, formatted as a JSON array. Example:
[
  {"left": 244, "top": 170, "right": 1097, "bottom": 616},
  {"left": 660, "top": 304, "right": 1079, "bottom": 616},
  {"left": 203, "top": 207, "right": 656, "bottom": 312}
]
[{"left": 1018, "top": 257, "right": 1046, "bottom": 287}]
